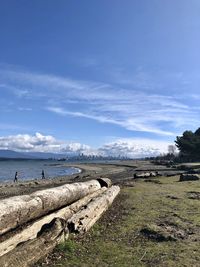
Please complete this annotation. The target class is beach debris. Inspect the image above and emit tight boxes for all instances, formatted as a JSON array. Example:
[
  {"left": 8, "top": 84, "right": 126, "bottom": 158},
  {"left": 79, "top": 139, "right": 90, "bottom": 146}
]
[
  {"left": 179, "top": 173, "right": 200, "bottom": 182},
  {"left": 187, "top": 191, "right": 200, "bottom": 200},
  {"left": 68, "top": 185, "right": 120, "bottom": 234},
  {"left": 0, "top": 179, "right": 103, "bottom": 235},
  {"left": 0, "top": 218, "right": 67, "bottom": 267},
  {"left": 134, "top": 171, "right": 159, "bottom": 178},
  {"left": 0, "top": 187, "right": 107, "bottom": 257},
  {"left": 97, "top": 177, "right": 112, "bottom": 188},
  {"left": 0, "top": 178, "right": 120, "bottom": 267}
]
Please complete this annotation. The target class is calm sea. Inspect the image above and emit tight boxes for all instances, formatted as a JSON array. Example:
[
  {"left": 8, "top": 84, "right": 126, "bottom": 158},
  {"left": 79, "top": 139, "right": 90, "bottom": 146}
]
[{"left": 0, "top": 160, "right": 81, "bottom": 182}]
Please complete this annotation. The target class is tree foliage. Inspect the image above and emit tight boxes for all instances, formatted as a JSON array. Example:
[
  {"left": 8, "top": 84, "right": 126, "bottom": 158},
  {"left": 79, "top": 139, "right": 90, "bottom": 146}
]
[{"left": 175, "top": 128, "right": 200, "bottom": 161}]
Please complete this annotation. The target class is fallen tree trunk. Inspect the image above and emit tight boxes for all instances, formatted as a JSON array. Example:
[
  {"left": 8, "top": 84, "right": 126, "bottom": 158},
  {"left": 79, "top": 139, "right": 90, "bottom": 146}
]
[
  {"left": 0, "top": 180, "right": 117, "bottom": 267},
  {"left": 0, "top": 218, "right": 68, "bottom": 267},
  {"left": 68, "top": 185, "right": 120, "bottom": 234},
  {"left": 179, "top": 173, "right": 200, "bottom": 181},
  {"left": 97, "top": 178, "right": 112, "bottom": 188},
  {"left": 0, "top": 179, "right": 104, "bottom": 235},
  {"left": 0, "top": 187, "right": 107, "bottom": 257},
  {"left": 134, "top": 172, "right": 158, "bottom": 178}
]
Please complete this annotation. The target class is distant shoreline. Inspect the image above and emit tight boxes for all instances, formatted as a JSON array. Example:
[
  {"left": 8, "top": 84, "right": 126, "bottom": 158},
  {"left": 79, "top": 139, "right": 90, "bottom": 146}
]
[
  {"left": 0, "top": 160, "right": 82, "bottom": 184},
  {"left": 0, "top": 161, "right": 130, "bottom": 200},
  {"left": 0, "top": 160, "right": 180, "bottom": 200}
]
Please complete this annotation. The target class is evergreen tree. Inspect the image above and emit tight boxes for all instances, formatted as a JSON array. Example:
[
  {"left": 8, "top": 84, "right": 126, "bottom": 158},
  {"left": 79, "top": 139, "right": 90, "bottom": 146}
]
[{"left": 175, "top": 128, "right": 200, "bottom": 161}]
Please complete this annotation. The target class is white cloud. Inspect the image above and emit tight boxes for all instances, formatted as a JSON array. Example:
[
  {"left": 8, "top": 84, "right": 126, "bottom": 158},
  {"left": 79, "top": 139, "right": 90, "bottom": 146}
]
[
  {"left": 47, "top": 107, "right": 175, "bottom": 136},
  {"left": 0, "top": 133, "right": 172, "bottom": 158},
  {"left": 0, "top": 132, "right": 97, "bottom": 155},
  {"left": 99, "top": 138, "right": 171, "bottom": 158},
  {"left": 0, "top": 133, "right": 62, "bottom": 152},
  {"left": 1, "top": 66, "right": 199, "bottom": 136}
]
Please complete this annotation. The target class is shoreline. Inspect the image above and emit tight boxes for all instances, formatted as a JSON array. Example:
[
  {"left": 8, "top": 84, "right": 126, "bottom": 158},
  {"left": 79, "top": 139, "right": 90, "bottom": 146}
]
[
  {"left": 0, "top": 162, "right": 82, "bottom": 184},
  {"left": 0, "top": 161, "right": 130, "bottom": 199},
  {"left": 0, "top": 160, "right": 180, "bottom": 200}
]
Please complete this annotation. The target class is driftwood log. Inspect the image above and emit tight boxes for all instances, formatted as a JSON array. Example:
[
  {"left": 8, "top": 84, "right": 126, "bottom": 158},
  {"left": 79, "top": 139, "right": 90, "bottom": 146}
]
[
  {"left": 97, "top": 178, "right": 112, "bottom": 188},
  {"left": 179, "top": 173, "right": 200, "bottom": 181},
  {"left": 0, "top": 187, "right": 107, "bottom": 257},
  {"left": 0, "top": 179, "right": 103, "bottom": 235},
  {"left": 134, "top": 172, "right": 158, "bottom": 178},
  {"left": 0, "top": 218, "right": 67, "bottom": 267},
  {"left": 0, "top": 178, "right": 116, "bottom": 267},
  {"left": 68, "top": 185, "right": 120, "bottom": 234}
]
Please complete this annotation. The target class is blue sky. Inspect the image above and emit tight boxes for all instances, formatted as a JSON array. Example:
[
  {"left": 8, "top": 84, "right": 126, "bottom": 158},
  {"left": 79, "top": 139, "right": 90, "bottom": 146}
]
[{"left": 0, "top": 0, "right": 200, "bottom": 157}]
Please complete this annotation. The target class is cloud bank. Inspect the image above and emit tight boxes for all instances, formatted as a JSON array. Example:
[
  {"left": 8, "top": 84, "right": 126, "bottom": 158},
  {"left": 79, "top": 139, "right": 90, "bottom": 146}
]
[{"left": 0, "top": 133, "right": 171, "bottom": 158}]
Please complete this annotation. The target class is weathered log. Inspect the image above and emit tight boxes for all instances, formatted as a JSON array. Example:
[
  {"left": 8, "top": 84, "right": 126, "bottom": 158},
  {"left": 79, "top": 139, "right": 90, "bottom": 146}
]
[
  {"left": 134, "top": 172, "right": 158, "bottom": 178},
  {"left": 0, "top": 187, "right": 107, "bottom": 257},
  {"left": 179, "top": 173, "right": 200, "bottom": 181},
  {"left": 97, "top": 177, "right": 112, "bottom": 188},
  {"left": 0, "top": 218, "right": 68, "bottom": 267},
  {"left": 68, "top": 185, "right": 120, "bottom": 234},
  {"left": 134, "top": 172, "right": 150, "bottom": 178},
  {"left": 0, "top": 179, "right": 104, "bottom": 235}
]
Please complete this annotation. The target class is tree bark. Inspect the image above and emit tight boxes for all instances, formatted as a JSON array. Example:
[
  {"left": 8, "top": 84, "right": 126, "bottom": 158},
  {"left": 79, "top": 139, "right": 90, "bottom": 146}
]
[
  {"left": 0, "top": 218, "right": 67, "bottom": 267},
  {"left": 0, "top": 187, "right": 107, "bottom": 257},
  {"left": 0, "top": 180, "right": 103, "bottom": 235},
  {"left": 68, "top": 185, "right": 120, "bottom": 234},
  {"left": 97, "top": 178, "right": 112, "bottom": 188}
]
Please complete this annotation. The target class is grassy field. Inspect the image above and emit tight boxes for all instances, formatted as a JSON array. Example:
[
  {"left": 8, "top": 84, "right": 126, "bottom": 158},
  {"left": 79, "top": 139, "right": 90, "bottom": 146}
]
[{"left": 36, "top": 176, "right": 200, "bottom": 267}]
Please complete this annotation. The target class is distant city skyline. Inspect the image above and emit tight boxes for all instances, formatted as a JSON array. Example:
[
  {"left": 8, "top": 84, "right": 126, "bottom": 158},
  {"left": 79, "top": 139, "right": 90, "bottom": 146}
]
[{"left": 0, "top": 0, "right": 200, "bottom": 157}]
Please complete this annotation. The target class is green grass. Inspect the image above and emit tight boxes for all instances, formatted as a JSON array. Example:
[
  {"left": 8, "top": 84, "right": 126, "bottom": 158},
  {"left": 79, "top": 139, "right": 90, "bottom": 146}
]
[
  {"left": 57, "top": 239, "right": 77, "bottom": 254},
  {"left": 39, "top": 176, "right": 200, "bottom": 267}
]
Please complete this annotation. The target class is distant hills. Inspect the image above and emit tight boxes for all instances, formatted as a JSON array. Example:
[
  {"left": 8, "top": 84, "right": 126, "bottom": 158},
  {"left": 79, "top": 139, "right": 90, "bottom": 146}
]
[
  {"left": 0, "top": 150, "right": 32, "bottom": 159},
  {"left": 0, "top": 150, "right": 65, "bottom": 160}
]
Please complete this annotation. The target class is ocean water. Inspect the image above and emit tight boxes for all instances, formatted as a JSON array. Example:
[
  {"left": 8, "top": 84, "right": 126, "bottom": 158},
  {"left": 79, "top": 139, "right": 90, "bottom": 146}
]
[{"left": 0, "top": 160, "right": 81, "bottom": 182}]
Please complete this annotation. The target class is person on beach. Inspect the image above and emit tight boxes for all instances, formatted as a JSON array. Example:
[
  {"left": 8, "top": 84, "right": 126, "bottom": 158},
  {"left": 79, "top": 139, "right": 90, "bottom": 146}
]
[
  {"left": 41, "top": 170, "right": 45, "bottom": 179},
  {"left": 14, "top": 171, "right": 18, "bottom": 182}
]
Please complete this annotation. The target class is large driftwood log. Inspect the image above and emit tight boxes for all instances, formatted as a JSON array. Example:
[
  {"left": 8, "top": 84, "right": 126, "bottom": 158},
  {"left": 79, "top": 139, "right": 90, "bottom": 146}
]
[
  {"left": 0, "top": 179, "right": 103, "bottom": 235},
  {"left": 0, "top": 218, "right": 68, "bottom": 267},
  {"left": 0, "top": 187, "right": 107, "bottom": 257},
  {"left": 68, "top": 185, "right": 120, "bottom": 234}
]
